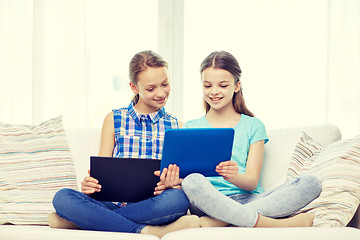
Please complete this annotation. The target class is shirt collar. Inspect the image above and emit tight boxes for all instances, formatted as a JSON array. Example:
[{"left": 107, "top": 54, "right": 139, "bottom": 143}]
[{"left": 127, "top": 101, "right": 165, "bottom": 125}]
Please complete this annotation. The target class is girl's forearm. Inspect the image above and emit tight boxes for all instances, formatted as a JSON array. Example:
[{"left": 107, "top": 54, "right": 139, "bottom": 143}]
[{"left": 226, "top": 172, "right": 259, "bottom": 192}]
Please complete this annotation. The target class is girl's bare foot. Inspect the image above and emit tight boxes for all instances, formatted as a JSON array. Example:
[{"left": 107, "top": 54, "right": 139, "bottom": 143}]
[
  {"left": 256, "top": 213, "right": 315, "bottom": 228},
  {"left": 48, "top": 212, "right": 79, "bottom": 229},
  {"left": 199, "top": 216, "right": 229, "bottom": 227},
  {"left": 141, "top": 215, "right": 200, "bottom": 238}
]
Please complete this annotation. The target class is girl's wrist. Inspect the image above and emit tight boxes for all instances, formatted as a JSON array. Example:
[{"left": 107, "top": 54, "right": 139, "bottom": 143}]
[{"left": 224, "top": 173, "right": 240, "bottom": 185}]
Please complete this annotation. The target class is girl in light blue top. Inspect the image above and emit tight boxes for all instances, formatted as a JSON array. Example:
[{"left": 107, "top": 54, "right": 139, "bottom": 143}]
[
  {"left": 183, "top": 114, "right": 268, "bottom": 196},
  {"left": 167, "top": 51, "right": 321, "bottom": 228}
]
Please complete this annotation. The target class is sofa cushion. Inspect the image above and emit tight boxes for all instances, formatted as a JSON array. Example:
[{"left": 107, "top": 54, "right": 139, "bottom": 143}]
[
  {"left": 0, "top": 116, "right": 78, "bottom": 225},
  {"left": 287, "top": 132, "right": 360, "bottom": 227},
  {"left": 161, "top": 227, "right": 360, "bottom": 240},
  {"left": 0, "top": 225, "right": 160, "bottom": 240}
]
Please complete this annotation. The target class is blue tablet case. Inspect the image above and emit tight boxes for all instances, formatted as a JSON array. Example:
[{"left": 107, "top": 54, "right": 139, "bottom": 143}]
[{"left": 160, "top": 128, "right": 234, "bottom": 178}]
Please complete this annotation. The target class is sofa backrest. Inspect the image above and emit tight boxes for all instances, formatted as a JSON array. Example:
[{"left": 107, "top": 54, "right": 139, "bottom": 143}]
[
  {"left": 66, "top": 128, "right": 101, "bottom": 187},
  {"left": 261, "top": 124, "right": 342, "bottom": 191},
  {"left": 65, "top": 124, "right": 342, "bottom": 190}
]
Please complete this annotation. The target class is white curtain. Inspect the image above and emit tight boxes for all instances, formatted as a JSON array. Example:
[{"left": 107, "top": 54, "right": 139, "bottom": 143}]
[
  {"left": 0, "top": 0, "right": 33, "bottom": 124},
  {"left": 0, "top": 0, "right": 88, "bottom": 128},
  {"left": 327, "top": 0, "right": 360, "bottom": 139},
  {"left": 1, "top": 0, "right": 359, "bottom": 137},
  {"left": 182, "top": 0, "right": 360, "bottom": 139}
]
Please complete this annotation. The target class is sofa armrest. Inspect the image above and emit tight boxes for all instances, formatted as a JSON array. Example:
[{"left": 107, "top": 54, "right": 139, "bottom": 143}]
[{"left": 347, "top": 206, "right": 360, "bottom": 229}]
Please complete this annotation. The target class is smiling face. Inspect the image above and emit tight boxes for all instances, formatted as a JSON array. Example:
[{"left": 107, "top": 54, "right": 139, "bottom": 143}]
[
  {"left": 201, "top": 67, "right": 240, "bottom": 112},
  {"left": 130, "top": 67, "right": 170, "bottom": 114}
]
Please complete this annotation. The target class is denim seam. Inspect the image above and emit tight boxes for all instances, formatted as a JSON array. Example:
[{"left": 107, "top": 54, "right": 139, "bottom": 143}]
[
  {"left": 135, "top": 224, "right": 146, "bottom": 233},
  {"left": 142, "top": 212, "right": 185, "bottom": 225}
]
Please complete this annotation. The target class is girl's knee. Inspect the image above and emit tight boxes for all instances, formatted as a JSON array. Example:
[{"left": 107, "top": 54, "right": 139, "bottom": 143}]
[
  {"left": 162, "top": 189, "right": 190, "bottom": 212},
  {"left": 168, "top": 189, "right": 189, "bottom": 203},
  {"left": 182, "top": 173, "right": 206, "bottom": 192},
  {"left": 298, "top": 174, "right": 322, "bottom": 196},
  {"left": 53, "top": 188, "right": 77, "bottom": 208},
  {"left": 165, "top": 188, "right": 185, "bottom": 197}
]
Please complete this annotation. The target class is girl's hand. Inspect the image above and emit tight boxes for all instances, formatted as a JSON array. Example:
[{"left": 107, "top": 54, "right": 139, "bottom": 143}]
[
  {"left": 154, "top": 182, "right": 165, "bottom": 195},
  {"left": 153, "top": 164, "right": 182, "bottom": 195},
  {"left": 154, "top": 182, "right": 167, "bottom": 196},
  {"left": 216, "top": 161, "right": 239, "bottom": 182},
  {"left": 81, "top": 170, "right": 102, "bottom": 194},
  {"left": 154, "top": 181, "right": 182, "bottom": 196},
  {"left": 161, "top": 164, "right": 183, "bottom": 188}
]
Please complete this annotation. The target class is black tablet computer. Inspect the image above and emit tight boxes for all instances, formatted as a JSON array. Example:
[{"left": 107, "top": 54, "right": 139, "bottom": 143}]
[{"left": 90, "top": 156, "right": 160, "bottom": 202}]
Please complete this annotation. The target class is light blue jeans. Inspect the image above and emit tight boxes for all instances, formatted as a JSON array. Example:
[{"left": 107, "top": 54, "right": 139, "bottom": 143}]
[
  {"left": 181, "top": 173, "right": 321, "bottom": 227},
  {"left": 52, "top": 188, "right": 189, "bottom": 233}
]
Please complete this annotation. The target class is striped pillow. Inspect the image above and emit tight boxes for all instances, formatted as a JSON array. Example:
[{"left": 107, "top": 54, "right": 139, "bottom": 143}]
[
  {"left": 287, "top": 132, "right": 325, "bottom": 179},
  {"left": 288, "top": 132, "right": 360, "bottom": 227},
  {"left": 0, "top": 116, "right": 78, "bottom": 225}
]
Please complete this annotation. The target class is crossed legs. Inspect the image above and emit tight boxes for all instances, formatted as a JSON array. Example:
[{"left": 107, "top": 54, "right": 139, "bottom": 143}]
[{"left": 182, "top": 173, "right": 321, "bottom": 228}]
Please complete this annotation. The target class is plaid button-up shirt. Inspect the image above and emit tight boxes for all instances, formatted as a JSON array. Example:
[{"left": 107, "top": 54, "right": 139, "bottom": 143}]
[{"left": 112, "top": 101, "right": 179, "bottom": 159}]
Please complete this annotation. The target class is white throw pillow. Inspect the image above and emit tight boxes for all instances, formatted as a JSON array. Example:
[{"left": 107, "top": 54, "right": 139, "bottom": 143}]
[
  {"left": 0, "top": 116, "right": 78, "bottom": 225},
  {"left": 288, "top": 132, "right": 360, "bottom": 227}
]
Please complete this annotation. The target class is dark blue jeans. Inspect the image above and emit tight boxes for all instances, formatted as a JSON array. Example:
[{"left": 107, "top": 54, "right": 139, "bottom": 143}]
[{"left": 52, "top": 188, "right": 189, "bottom": 233}]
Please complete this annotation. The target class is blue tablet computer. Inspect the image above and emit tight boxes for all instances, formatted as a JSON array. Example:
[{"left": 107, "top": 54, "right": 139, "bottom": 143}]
[{"left": 160, "top": 128, "right": 234, "bottom": 178}]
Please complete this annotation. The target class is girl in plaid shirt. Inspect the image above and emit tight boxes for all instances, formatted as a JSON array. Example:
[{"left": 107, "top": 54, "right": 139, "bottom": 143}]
[{"left": 50, "top": 51, "right": 199, "bottom": 237}]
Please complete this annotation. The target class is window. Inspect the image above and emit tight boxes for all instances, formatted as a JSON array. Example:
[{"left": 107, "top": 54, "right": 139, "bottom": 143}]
[
  {"left": 2, "top": 0, "right": 358, "bottom": 137},
  {"left": 85, "top": 0, "right": 158, "bottom": 127},
  {"left": 183, "top": 0, "right": 328, "bottom": 130}
]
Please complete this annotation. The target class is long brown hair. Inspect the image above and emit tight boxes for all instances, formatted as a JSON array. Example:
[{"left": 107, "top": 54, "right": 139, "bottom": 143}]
[
  {"left": 200, "top": 51, "right": 254, "bottom": 117},
  {"left": 129, "top": 50, "right": 168, "bottom": 103}
]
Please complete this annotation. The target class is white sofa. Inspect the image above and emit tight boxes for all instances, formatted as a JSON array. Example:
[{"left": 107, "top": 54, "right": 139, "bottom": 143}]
[{"left": 1, "top": 124, "right": 359, "bottom": 240}]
